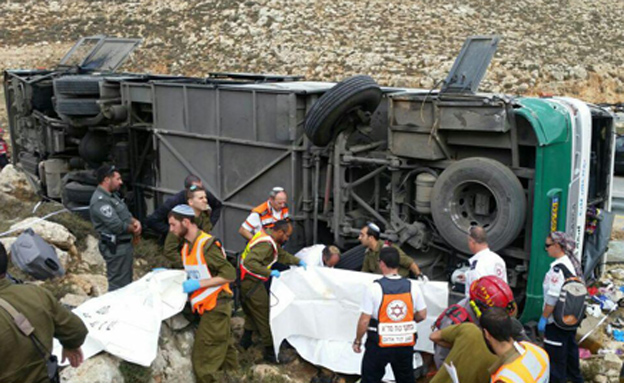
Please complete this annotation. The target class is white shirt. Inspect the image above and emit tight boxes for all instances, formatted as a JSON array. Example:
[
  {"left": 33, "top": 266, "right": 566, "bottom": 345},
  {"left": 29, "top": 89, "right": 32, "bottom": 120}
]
[
  {"left": 295, "top": 245, "right": 326, "bottom": 267},
  {"left": 464, "top": 248, "right": 508, "bottom": 297},
  {"left": 241, "top": 201, "right": 287, "bottom": 234},
  {"left": 360, "top": 275, "right": 427, "bottom": 320},
  {"left": 543, "top": 255, "right": 576, "bottom": 322}
]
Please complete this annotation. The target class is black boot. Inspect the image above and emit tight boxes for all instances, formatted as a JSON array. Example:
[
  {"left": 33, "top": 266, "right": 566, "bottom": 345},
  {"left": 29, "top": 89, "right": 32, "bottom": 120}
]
[
  {"left": 263, "top": 346, "right": 278, "bottom": 364},
  {"left": 239, "top": 330, "right": 253, "bottom": 350}
]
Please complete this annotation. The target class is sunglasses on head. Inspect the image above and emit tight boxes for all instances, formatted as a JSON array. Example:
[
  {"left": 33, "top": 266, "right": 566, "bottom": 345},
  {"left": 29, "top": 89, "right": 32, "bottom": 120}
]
[{"left": 189, "top": 184, "right": 200, "bottom": 191}]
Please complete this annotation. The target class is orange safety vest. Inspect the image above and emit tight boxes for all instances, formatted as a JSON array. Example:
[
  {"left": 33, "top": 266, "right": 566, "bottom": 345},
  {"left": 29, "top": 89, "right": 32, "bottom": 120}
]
[
  {"left": 369, "top": 277, "right": 417, "bottom": 348},
  {"left": 181, "top": 231, "right": 232, "bottom": 315},
  {"left": 491, "top": 342, "right": 550, "bottom": 383},
  {"left": 240, "top": 230, "right": 278, "bottom": 281},
  {"left": 249, "top": 200, "right": 289, "bottom": 230}
]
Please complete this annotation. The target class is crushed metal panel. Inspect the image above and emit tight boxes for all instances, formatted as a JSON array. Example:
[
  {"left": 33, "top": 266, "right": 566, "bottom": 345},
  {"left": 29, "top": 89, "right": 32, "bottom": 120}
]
[
  {"left": 438, "top": 105, "right": 509, "bottom": 132},
  {"left": 389, "top": 130, "right": 446, "bottom": 160},
  {"left": 80, "top": 37, "right": 142, "bottom": 72},
  {"left": 58, "top": 35, "right": 105, "bottom": 67},
  {"left": 442, "top": 36, "right": 500, "bottom": 94}
]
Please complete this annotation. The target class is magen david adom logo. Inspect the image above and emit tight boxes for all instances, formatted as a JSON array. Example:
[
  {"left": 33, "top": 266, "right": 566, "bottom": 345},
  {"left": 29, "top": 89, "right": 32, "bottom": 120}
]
[{"left": 386, "top": 299, "right": 407, "bottom": 321}]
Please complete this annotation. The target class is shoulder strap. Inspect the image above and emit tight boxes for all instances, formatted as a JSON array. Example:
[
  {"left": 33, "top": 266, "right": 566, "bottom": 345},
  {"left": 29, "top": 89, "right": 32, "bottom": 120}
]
[
  {"left": 553, "top": 264, "right": 574, "bottom": 279},
  {"left": 0, "top": 297, "right": 35, "bottom": 336}
]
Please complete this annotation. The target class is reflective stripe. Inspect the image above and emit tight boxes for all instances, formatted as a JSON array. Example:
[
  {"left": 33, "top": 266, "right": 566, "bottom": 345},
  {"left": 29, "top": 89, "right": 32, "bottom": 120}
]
[
  {"left": 498, "top": 369, "right": 524, "bottom": 383},
  {"left": 492, "top": 342, "right": 550, "bottom": 383},
  {"left": 543, "top": 339, "right": 563, "bottom": 347},
  {"left": 240, "top": 230, "right": 279, "bottom": 281},
  {"left": 190, "top": 285, "right": 220, "bottom": 306}
]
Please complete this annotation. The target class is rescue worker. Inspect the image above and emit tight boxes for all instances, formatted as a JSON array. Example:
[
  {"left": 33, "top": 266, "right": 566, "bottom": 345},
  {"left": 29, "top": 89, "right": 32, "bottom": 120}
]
[
  {"left": 431, "top": 275, "right": 519, "bottom": 369},
  {"left": 90, "top": 164, "right": 141, "bottom": 291},
  {"left": 482, "top": 307, "right": 550, "bottom": 383},
  {"left": 0, "top": 127, "right": 9, "bottom": 169},
  {"left": 163, "top": 186, "right": 214, "bottom": 267},
  {"left": 0, "top": 242, "right": 88, "bottom": 383},
  {"left": 238, "top": 219, "right": 306, "bottom": 362},
  {"left": 460, "top": 226, "right": 507, "bottom": 297},
  {"left": 239, "top": 187, "right": 289, "bottom": 241},
  {"left": 359, "top": 222, "right": 422, "bottom": 278},
  {"left": 539, "top": 231, "right": 584, "bottom": 383},
  {"left": 145, "top": 175, "right": 222, "bottom": 239},
  {"left": 168, "top": 204, "right": 238, "bottom": 382},
  {"left": 295, "top": 244, "right": 341, "bottom": 268},
  {"left": 353, "top": 246, "right": 427, "bottom": 383}
]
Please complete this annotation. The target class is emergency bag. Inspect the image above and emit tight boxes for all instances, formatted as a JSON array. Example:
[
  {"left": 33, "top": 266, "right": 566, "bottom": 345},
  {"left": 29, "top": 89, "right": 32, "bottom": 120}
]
[
  {"left": 433, "top": 304, "right": 473, "bottom": 330},
  {"left": 552, "top": 264, "right": 587, "bottom": 330},
  {"left": 10, "top": 229, "right": 65, "bottom": 280}
]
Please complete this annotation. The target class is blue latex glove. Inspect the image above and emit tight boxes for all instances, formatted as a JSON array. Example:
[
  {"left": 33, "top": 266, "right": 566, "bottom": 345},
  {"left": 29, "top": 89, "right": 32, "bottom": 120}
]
[
  {"left": 299, "top": 260, "right": 308, "bottom": 270},
  {"left": 538, "top": 316, "right": 548, "bottom": 334},
  {"left": 183, "top": 279, "right": 201, "bottom": 294},
  {"left": 270, "top": 270, "right": 281, "bottom": 279}
]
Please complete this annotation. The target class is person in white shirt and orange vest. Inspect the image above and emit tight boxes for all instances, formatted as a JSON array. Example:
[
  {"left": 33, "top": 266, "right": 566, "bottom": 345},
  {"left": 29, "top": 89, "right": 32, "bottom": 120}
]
[
  {"left": 481, "top": 307, "right": 550, "bottom": 383},
  {"left": 238, "top": 219, "right": 307, "bottom": 362},
  {"left": 167, "top": 204, "right": 238, "bottom": 383},
  {"left": 353, "top": 246, "right": 428, "bottom": 383},
  {"left": 238, "top": 187, "right": 289, "bottom": 241}
]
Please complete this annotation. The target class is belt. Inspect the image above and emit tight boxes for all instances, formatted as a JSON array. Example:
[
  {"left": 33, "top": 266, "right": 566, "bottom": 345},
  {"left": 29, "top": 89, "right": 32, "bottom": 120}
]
[{"left": 117, "top": 238, "right": 133, "bottom": 244}]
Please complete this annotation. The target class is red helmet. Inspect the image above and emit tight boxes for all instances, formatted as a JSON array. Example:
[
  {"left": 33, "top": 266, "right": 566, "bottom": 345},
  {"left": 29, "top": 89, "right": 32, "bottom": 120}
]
[{"left": 469, "top": 275, "right": 517, "bottom": 316}]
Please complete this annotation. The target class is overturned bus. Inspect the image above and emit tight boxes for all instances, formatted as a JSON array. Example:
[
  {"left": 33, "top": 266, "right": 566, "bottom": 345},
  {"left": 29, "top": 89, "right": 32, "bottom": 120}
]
[{"left": 3, "top": 35, "right": 616, "bottom": 320}]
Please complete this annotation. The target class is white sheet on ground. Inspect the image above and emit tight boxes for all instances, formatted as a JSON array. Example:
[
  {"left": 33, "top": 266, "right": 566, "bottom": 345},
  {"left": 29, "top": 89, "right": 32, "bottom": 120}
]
[
  {"left": 270, "top": 267, "right": 448, "bottom": 379},
  {"left": 52, "top": 270, "right": 188, "bottom": 367}
]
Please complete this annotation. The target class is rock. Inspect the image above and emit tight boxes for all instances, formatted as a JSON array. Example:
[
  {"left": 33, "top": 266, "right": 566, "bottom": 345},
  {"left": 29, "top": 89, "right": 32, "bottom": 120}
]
[
  {"left": 0, "top": 237, "right": 17, "bottom": 253},
  {"left": 594, "top": 374, "right": 607, "bottom": 383},
  {"left": 60, "top": 354, "right": 123, "bottom": 383},
  {"left": 165, "top": 313, "right": 191, "bottom": 331},
  {"left": 9, "top": 217, "right": 76, "bottom": 251},
  {"left": 231, "top": 316, "right": 245, "bottom": 339},
  {"left": 252, "top": 364, "right": 282, "bottom": 379},
  {"left": 154, "top": 324, "right": 195, "bottom": 383},
  {"left": 82, "top": 235, "right": 105, "bottom": 268},
  {"left": 0, "top": 165, "right": 37, "bottom": 201},
  {"left": 60, "top": 293, "right": 89, "bottom": 308},
  {"left": 67, "top": 273, "right": 108, "bottom": 296},
  {"left": 174, "top": 329, "right": 195, "bottom": 357},
  {"left": 604, "top": 352, "right": 623, "bottom": 372},
  {"left": 55, "top": 246, "right": 70, "bottom": 271},
  {"left": 0, "top": 191, "right": 21, "bottom": 208}
]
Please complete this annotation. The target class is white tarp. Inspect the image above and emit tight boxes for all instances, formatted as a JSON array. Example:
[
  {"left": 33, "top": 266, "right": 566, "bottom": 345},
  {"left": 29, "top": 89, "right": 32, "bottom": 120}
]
[
  {"left": 270, "top": 267, "right": 448, "bottom": 378},
  {"left": 52, "top": 270, "right": 188, "bottom": 366}
]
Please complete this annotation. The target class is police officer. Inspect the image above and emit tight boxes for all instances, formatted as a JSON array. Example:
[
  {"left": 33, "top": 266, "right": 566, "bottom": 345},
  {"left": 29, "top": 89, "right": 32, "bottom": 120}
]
[
  {"left": 0, "top": 243, "right": 88, "bottom": 383},
  {"left": 353, "top": 246, "right": 427, "bottom": 383},
  {"left": 359, "top": 222, "right": 422, "bottom": 278},
  {"left": 460, "top": 226, "right": 508, "bottom": 297},
  {"left": 238, "top": 187, "right": 289, "bottom": 241},
  {"left": 90, "top": 164, "right": 141, "bottom": 291},
  {"left": 163, "top": 186, "right": 214, "bottom": 267},
  {"left": 539, "top": 231, "right": 583, "bottom": 383},
  {"left": 168, "top": 204, "right": 238, "bottom": 383},
  {"left": 482, "top": 307, "right": 550, "bottom": 383},
  {"left": 238, "top": 219, "right": 306, "bottom": 362}
]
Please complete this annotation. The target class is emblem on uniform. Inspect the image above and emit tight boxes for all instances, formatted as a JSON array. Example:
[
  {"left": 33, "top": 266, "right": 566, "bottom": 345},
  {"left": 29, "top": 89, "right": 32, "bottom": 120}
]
[
  {"left": 386, "top": 299, "right": 407, "bottom": 321},
  {"left": 495, "top": 264, "right": 504, "bottom": 277},
  {"left": 100, "top": 204, "right": 113, "bottom": 218}
]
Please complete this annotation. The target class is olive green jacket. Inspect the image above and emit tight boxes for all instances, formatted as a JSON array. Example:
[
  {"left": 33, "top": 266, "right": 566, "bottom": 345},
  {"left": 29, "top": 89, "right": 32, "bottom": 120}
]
[
  {"left": 243, "top": 241, "right": 300, "bottom": 279},
  {"left": 361, "top": 241, "right": 415, "bottom": 278},
  {"left": 163, "top": 211, "right": 213, "bottom": 268},
  {"left": 0, "top": 278, "right": 88, "bottom": 383}
]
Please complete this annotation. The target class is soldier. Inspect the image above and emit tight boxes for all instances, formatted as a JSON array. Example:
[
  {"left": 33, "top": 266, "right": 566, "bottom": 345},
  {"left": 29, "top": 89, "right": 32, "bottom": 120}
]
[
  {"left": 90, "top": 164, "right": 141, "bottom": 291},
  {"left": 359, "top": 223, "right": 422, "bottom": 278},
  {"left": 0, "top": 243, "right": 88, "bottom": 383},
  {"left": 239, "top": 219, "right": 307, "bottom": 362},
  {"left": 168, "top": 204, "right": 238, "bottom": 382},
  {"left": 163, "top": 186, "right": 214, "bottom": 267}
]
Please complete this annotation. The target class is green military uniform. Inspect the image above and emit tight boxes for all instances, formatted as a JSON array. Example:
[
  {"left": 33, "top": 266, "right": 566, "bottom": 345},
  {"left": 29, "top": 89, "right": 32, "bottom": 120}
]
[
  {"left": 361, "top": 241, "right": 415, "bottom": 278},
  {"left": 164, "top": 210, "right": 212, "bottom": 268},
  {"left": 240, "top": 237, "right": 301, "bottom": 348},
  {"left": 0, "top": 278, "right": 88, "bottom": 383},
  {"left": 90, "top": 185, "right": 135, "bottom": 291},
  {"left": 184, "top": 232, "right": 238, "bottom": 383}
]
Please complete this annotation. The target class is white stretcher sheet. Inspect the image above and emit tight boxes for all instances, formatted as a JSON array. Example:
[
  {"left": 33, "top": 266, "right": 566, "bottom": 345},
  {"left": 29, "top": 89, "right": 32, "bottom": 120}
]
[
  {"left": 52, "top": 270, "right": 188, "bottom": 367},
  {"left": 270, "top": 267, "right": 448, "bottom": 378}
]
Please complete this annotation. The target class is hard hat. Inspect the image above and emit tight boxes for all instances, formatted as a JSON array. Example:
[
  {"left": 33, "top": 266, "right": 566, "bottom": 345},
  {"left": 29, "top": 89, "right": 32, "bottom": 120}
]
[{"left": 469, "top": 275, "right": 517, "bottom": 316}]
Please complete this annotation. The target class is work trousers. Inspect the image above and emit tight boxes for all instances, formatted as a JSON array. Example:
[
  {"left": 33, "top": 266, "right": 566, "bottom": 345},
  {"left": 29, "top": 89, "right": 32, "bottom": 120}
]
[
  {"left": 99, "top": 241, "right": 133, "bottom": 292},
  {"left": 193, "top": 301, "right": 239, "bottom": 383},
  {"left": 544, "top": 324, "right": 583, "bottom": 383},
  {"left": 240, "top": 277, "right": 273, "bottom": 347},
  {"left": 361, "top": 337, "right": 414, "bottom": 383}
]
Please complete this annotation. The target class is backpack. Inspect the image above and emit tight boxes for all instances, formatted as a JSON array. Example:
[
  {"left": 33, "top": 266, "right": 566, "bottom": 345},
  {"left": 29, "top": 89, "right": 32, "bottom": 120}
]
[
  {"left": 433, "top": 304, "right": 473, "bottom": 330},
  {"left": 552, "top": 264, "right": 587, "bottom": 330}
]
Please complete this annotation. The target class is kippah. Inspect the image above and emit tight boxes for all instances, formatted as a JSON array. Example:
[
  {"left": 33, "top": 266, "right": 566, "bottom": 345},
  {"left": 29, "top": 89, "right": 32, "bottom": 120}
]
[
  {"left": 367, "top": 222, "right": 380, "bottom": 233},
  {"left": 172, "top": 204, "right": 195, "bottom": 217}
]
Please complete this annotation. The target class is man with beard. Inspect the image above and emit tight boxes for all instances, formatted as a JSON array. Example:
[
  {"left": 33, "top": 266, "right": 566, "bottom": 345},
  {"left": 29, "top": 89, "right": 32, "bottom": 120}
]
[
  {"left": 90, "top": 164, "right": 141, "bottom": 291},
  {"left": 163, "top": 186, "right": 214, "bottom": 267},
  {"left": 238, "top": 219, "right": 307, "bottom": 362},
  {"left": 359, "top": 222, "right": 422, "bottom": 278},
  {"left": 168, "top": 204, "right": 238, "bottom": 382},
  {"left": 482, "top": 308, "right": 550, "bottom": 383}
]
